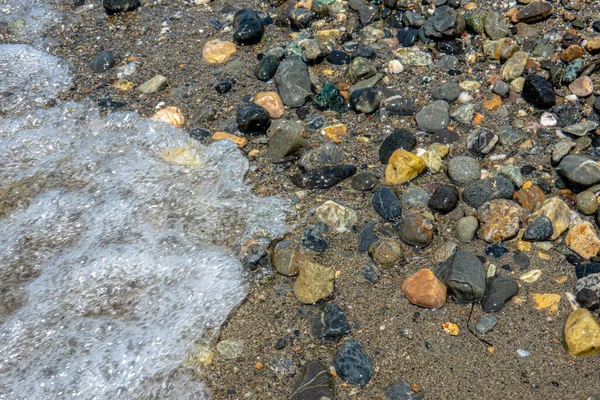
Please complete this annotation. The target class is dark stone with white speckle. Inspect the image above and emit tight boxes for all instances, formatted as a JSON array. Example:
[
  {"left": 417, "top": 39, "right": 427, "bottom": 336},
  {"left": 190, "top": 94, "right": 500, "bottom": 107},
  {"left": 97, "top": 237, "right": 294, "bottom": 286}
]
[
  {"left": 89, "top": 51, "right": 115, "bottom": 72},
  {"left": 333, "top": 340, "right": 372, "bottom": 387},
  {"left": 290, "top": 165, "right": 357, "bottom": 189},
  {"left": 291, "top": 360, "right": 334, "bottom": 400},
  {"left": 371, "top": 187, "right": 402, "bottom": 220},
  {"left": 312, "top": 303, "right": 351, "bottom": 340},
  {"left": 385, "top": 381, "right": 425, "bottom": 400},
  {"left": 523, "top": 216, "right": 553, "bottom": 241},
  {"left": 236, "top": 102, "right": 271, "bottom": 134}
]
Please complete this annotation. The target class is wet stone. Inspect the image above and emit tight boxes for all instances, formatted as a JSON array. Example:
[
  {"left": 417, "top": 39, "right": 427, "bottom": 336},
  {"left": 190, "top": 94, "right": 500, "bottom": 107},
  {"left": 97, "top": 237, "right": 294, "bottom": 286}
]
[
  {"left": 291, "top": 360, "right": 334, "bottom": 400},
  {"left": 352, "top": 172, "right": 378, "bottom": 191},
  {"left": 138, "top": 75, "right": 167, "bottom": 94},
  {"left": 301, "top": 224, "right": 328, "bottom": 252},
  {"left": 432, "top": 128, "right": 460, "bottom": 144},
  {"left": 298, "top": 142, "right": 344, "bottom": 170},
  {"left": 103, "top": 0, "right": 139, "bottom": 14},
  {"left": 476, "top": 315, "right": 498, "bottom": 334},
  {"left": 312, "top": 303, "right": 351, "bottom": 340},
  {"left": 416, "top": 100, "right": 450, "bottom": 133},
  {"left": 369, "top": 239, "right": 403, "bottom": 265},
  {"left": 349, "top": 88, "right": 382, "bottom": 114},
  {"left": 379, "top": 129, "right": 417, "bottom": 164},
  {"left": 402, "top": 185, "right": 431, "bottom": 208},
  {"left": 431, "top": 82, "right": 461, "bottom": 103},
  {"left": 485, "top": 243, "right": 509, "bottom": 258},
  {"left": 396, "top": 213, "right": 434, "bottom": 247},
  {"left": 371, "top": 187, "right": 402, "bottom": 220},
  {"left": 314, "top": 83, "right": 349, "bottom": 113},
  {"left": 236, "top": 102, "right": 271, "bottom": 135},
  {"left": 327, "top": 50, "right": 351, "bottom": 65},
  {"left": 485, "top": 12, "right": 509, "bottom": 40},
  {"left": 290, "top": 165, "right": 357, "bottom": 189},
  {"left": 423, "top": 5, "right": 466, "bottom": 39},
  {"left": 462, "top": 176, "right": 515, "bottom": 209},
  {"left": 344, "top": 57, "right": 377, "bottom": 84},
  {"left": 523, "top": 216, "right": 553, "bottom": 241},
  {"left": 89, "top": 51, "right": 115, "bottom": 73},
  {"left": 288, "top": 8, "right": 316, "bottom": 30},
  {"left": 255, "top": 55, "right": 280, "bottom": 81},
  {"left": 576, "top": 288, "right": 600, "bottom": 311},
  {"left": 293, "top": 260, "right": 335, "bottom": 304},
  {"left": 333, "top": 340, "right": 372, "bottom": 387},
  {"left": 428, "top": 185, "right": 459, "bottom": 214},
  {"left": 482, "top": 276, "right": 519, "bottom": 313},
  {"left": 385, "top": 96, "right": 418, "bottom": 116},
  {"left": 512, "top": 0, "right": 554, "bottom": 23},
  {"left": 233, "top": 9, "right": 264, "bottom": 45}
]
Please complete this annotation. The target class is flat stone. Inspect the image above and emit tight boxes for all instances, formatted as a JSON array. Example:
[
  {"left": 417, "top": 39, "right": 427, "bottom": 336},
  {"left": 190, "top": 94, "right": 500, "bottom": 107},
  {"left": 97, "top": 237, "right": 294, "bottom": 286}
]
[
  {"left": 138, "top": 75, "right": 167, "bottom": 94},
  {"left": 436, "top": 249, "right": 487, "bottom": 303},
  {"left": 569, "top": 76, "right": 594, "bottom": 97},
  {"left": 291, "top": 360, "right": 335, "bottom": 400},
  {"left": 564, "top": 308, "right": 600, "bottom": 356},
  {"left": 275, "top": 57, "right": 312, "bottom": 107},
  {"left": 384, "top": 381, "right": 425, "bottom": 400},
  {"left": 481, "top": 276, "right": 519, "bottom": 312},
  {"left": 312, "top": 303, "right": 351, "bottom": 340},
  {"left": 401, "top": 268, "right": 447, "bottom": 309},
  {"left": 290, "top": 165, "right": 357, "bottom": 189},
  {"left": 372, "top": 187, "right": 402, "bottom": 220},
  {"left": 511, "top": 1, "right": 554, "bottom": 23},
  {"left": 476, "top": 315, "right": 498, "bottom": 334},
  {"left": 293, "top": 261, "right": 335, "bottom": 304},
  {"left": 202, "top": 40, "right": 237, "bottom": 64},
  {"left": 485, "top": 12, "right": 509, "bottom": 40},
  {"left": 562, "top": 121, "right": 599, "bottom": 137},
  {"left": 431, "top": 82, "right": 461, "bottom": 103},
  {"left": 463, "top": 176, "right": 515, "bottom": 209},
  {"left": 477, "top": 199, "right": 522, "bottom": 243},
  {"left": 333, "top": 340, "right": 372, "bottom": 386},
  {"left": 415, "top": 100, "right": 450, "bottom": 133},
  {"left": 557, "top": 155, "right": 600, "bottom": 189}
]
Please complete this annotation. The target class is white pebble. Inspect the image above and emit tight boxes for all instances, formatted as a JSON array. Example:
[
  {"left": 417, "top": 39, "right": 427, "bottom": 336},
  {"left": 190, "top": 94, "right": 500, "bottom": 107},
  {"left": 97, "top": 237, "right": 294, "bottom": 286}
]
[
  {"left": 458, "top": 92, "right": 472, "bottom": 103},
  {"left": 517, "top": 349, "right": 530, "bottom": 357},
  {"left": 565, "top": 94, "right": 578, "bottom": 102},
  {"left": 540, "top": 112, "right": 557, "bottom": 127},
  {"left": 387, "top": 60, "right": 404, "bottom": 74},
  {"left": 517, "top": 109, "right": 528, "bottom": 117}
]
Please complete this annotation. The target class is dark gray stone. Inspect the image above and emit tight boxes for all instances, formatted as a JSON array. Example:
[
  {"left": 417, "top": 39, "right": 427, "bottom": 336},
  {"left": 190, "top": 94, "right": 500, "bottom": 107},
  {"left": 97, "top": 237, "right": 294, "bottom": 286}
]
[
  {"left": 89, "top": 51, "right": 115, "bottom": 73},
  {"left": 236, "top": 102, "right": 271, "bottom": 134},
  {"left": 358, "top": 222, "right": 378, "bottom": 253},
  {"left": 352, "top": 172, "right": 379, "bottom": 191},
  {"left": 298, "top": 142, "right": 344, "bottom": 170},
  {"left": 312, "top": 303, "right": 351, "bottom": 340},
  {"left": 333, "top": 340, "right": 372, "bottom": 387},
  {"left": 379, "top": 129, "right": 417, "bottom": 164},
  {"left": 431, "top": 82, "right": 461, "bottom": 103},
  {"left": 291, "top": 360, "right": 334, "bottom": 400},
  {"left": 385, "top": 381, "right": 424, "bottom": 400},
  {"left": 462, "top": 176, "right": 514, "bottom": 208},
  {"left": 415, "top": 100, "right": 450, "bottom": 132},
  {"left": 275, "top": 57, "right": 312, "bottom": 107},
  {"left": 233, "top": 9, "right": 264, "bottom": 45},
  {"left": 428, "top": 185, "right": 459, "bottom": 214},
  {"left": 436, "top": 249, "right": 487, "bottom": 303},
  {"left": 372, "top": 187, "right": 402, "bottom": 220},
  {"left": 557, "top": 155, "right": 600, "bottom": 189},
  {"left": 349, "top": 88, "right": 382, "bottom": 114},
  {"left": 523, "top": 216, "right": 553, "bottom": 241},
  {"left": 385, "top": 96, "right": 418, "bottom": 115},
  {"left": 481, "top": 276, "right": 519, "bottom": 312}
]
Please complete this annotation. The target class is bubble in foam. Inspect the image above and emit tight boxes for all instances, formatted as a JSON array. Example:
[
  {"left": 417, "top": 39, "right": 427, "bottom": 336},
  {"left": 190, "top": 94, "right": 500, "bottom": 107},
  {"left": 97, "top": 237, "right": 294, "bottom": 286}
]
[{"left": 0, "top": 101, "right": 289, "bottom": 399}]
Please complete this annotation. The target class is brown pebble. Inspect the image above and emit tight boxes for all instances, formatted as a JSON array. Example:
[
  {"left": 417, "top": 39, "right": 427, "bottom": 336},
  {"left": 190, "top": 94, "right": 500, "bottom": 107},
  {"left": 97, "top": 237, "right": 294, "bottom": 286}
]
[
  {"left": 560, "top": 44, "right": 583, "bottom": 61},
  {"left": 401, "top": 268, "right": 447, "bottom": 309}
]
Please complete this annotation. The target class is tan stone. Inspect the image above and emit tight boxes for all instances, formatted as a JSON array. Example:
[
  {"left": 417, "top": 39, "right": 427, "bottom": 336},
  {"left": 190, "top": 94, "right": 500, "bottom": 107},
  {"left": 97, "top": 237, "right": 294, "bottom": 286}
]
[
  {"left": 531, "top": 197, "right": 571, "bottom": 240},
  {"left": 569, "top": 76, "right": 594, "bottom": 98},
  {"left": 160, "top": 147, "right": 203, "bottom": 166},
  {"left": 560, "top": 44, "right": 583, "bottom": 62},
  {"left": 565, "top": 221, "right": 600, "bottom": 260},
  {"left": 477, "top": 199, "right": 523, "bottom": 243},
  {"left": 500, "top": 51, "right": 529, "bottom": 81},
  {"left": 401, "top": 269, "right": 447, "bottom": 309},
  {"left": 202, "top": 40, "right": 237, "bottom": 64},
  {"left": 585, "top": 35, "right": 600, "bottom": 53},
  {"left": 315, "top": 200, "right": 357, "bottom": 233},
  {"left": 385, "top": 149, "right": 425, "bottom": 185},
  {"left": 211, "top": 132, "right": 247, "bottom": 148},
  {"left": 253, "top": 91, "right": 285, "bottom": 119},
  {"left": 564, "top": 308, "right": 600, "bottom": 356},
  {"left": 293, "top": 261, "right": 335, "bottom": 304},
  {"left": 151, "top": 106, "right": 184, "bottom": 128}
]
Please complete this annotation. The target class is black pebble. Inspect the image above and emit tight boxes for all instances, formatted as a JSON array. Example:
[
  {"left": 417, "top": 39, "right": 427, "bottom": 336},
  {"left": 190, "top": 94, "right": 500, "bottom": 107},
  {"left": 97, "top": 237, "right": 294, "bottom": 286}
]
[
  {"left": 215, "top": 81, "right": 232, "bottom": 94},
  {"left": 290, "top": 165, "right": 357, "bottom": 189},
  {"left": 371, "top": 187, "right": 402, "bottom": 220},
  {"left": 236, "top": 102, "right": 271, "bottom": 134},
  {"left": 379, "top": 129, "right": 417, "bottom": 164},
  {"left": 89, "top": 51, "right": 115, "bottom": 73},
  {"left": 233, "top": 8, "right": 264, "bottom": 45},
  {"left": 485, "top": 243, "right": 509, "bottom": 258},
  {"left": 428, "top": 185, "right": 459, "bottom": 214},
  {"left": 103, "top": 0, "right": 139, "bottom": 14},
  {"left": 397, "top": 27, "right": 419, "bottom": 47},
  {"left": 327, "top": 50, "right": 351, "bottom": 65}
]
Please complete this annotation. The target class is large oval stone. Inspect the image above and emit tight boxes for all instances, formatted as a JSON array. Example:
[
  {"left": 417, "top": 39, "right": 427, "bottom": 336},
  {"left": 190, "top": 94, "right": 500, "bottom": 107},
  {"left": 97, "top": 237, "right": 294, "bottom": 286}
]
[{"left": 401, "top": 268, "right": 447, "bottom": 309}]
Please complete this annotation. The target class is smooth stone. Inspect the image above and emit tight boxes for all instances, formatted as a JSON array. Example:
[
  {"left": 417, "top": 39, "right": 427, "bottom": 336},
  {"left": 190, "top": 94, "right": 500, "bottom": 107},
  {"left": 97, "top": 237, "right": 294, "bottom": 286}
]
[
  {"left": 255, "top": 54, "right": 280, "bottom": 81},
  {"left": 402, "top": 185, "right": 430, "bottom": 208},
  {"left": 385, "top": 96, "right": 418, "bottom": 116},
  {"left": 300, "top": 39, "right": 326, "bottom": 65},
  {"left": 369, "top": 239, "right": 403, "bottom": 265},
  {"left": 349, "top": 88, "right": 382, "bottom": 114},
  {"left": 384, "top": 382, "right": 425, "bottom": 400},
  {"left": 521, "top": 74, "right": 556, "bottom": 109},
  {"left": 495, "top": 165, "right": 524, "bottom": 188},
  {"left": 476, "top": 315, "right": 498, "bottom": 334},
  {"left": 385, "top": 149, "right": 426, "bottom": 185},
  {"left": 233, "top": 9, "right": 264, "bottom": 45},
  {"left": 314, "top": 83, "right": 349, "bottom": 113},
  {"left": 301, "top": 224, "right": 328, "bottom": 252},
  {"left": 396, "top": 213, "right": 434, "bottom": 247},
  {"left": 448, "top": 156, "right": 480, "bottom": 186},
  {"left": 566, "top": 221, "right": 600, "bottom": 260},
  {"left": 455, "top": 216, "right": 479, "bottom": 243},
  {"left": 203, "top": 40, "right": 237, "bottom": 64},
  {"left": 293, "top": 261, "right": 335, "bottom": 304},
  {"left": 481, "top": 276, "right": 519, "bottom": 312},
  {"left": 236, "top": 102, "right": 271, "bottom": 134},
  {"left": 254, "top": 91, "right": 284, "bottom": 119},
  {"left": 344, "top": 57, "right": 377, "bottom": 84},
  {"left": 432, "top": 128, "right": 460, "bottom": 144},
  {"left": 511, "top": 0, "right": 554, "bottom": 23},
  {"left": 89, "top": 51, "right": 115, "bottom": 73},
  {"left": 423, "top": 5, "right": 465, "bottom": 39},
  {"left": 315, "top": 200, "right": 357, "bottom": 234},
  {"left": 431, "top": 82, "right": 461, "bottom": 103},
  {"left": 401, "top": 268, "right": 447, "bottom": 309},
  {"left": 371, "top": 187, "right": 402, "bottom": 220},
  {"left": 138, "top": 75, "right": 167, "bottom": 94},
  {"left": 272, "top": 241, "right": 311, "bottom": 276},
  {"left": 352, "top": 172, "right": 378, "bottom": 191},
  {"left": 467, "top": 128, "right": 499, "bottom": 156},
  {"left": 569, "top": 76, "right": 594, "bottom": 98},
  {"left": 514, "top": 184, "right": 546, "bottom": 212},
  {"left": 267, "top": 130, "right": 307, "bottom": 163},
  {"left": 288, "top": 8, "right": 316, "bottom": 30},
  {"left": 476, "top": 199, "right": 522, "bottom": 243},
  {"left": 333, "top": 340, "right": 372, "bottom": 387},
  {"left": 564, "top": 308, "right": 600, "bottom": 356},
  {"left": 530, "top": 197, "right": 571, "bottom": 240},
  {"left": 485, "top": 12, "right": 509, "bottom": 40},
  {"left": 523, "top": 216, "right": 553, "bottom": 241},
  {"left": 358, "top": 223, "right": 378, "bottom": 253},
  {"left": 379, "top": 129, "right": 417, "bottom": 164},
  {"left": 575, "top": 191, "right": 598, "bottom": 215},
  {"left": 436, "top": 249, "right": 487, "bottom": 303},
  {"left": 557, "top": 155, "right": 600, "bottom": 189},
  {"left": 298, "top": 142, "right": 344, "bottom": 170},
  {"left": 428, "top": 185, "right": 459, "bottom": 214},
  {"left": 462, "top": 176, "right": 515, "bottom": 209},
  {"left": 291, "top": 360, "right": 334, "bottom": 400},
  {"left": 103, "top": 0, "right": 139, "bottom": 13},
  {"left": 415, "top": 100, "right": 450, "bottom": 133},
  {"left": 275, "top": 57, "right": 312, "bottom": 108},
  {"left": 290, "top": 165, "right": 357, "bottom": 189},
  {"left": 327, "top": 50, "right": 351, "bottom": 65},
  {"left": 312, "top": 303, "right": 351, "bottom": 340}
]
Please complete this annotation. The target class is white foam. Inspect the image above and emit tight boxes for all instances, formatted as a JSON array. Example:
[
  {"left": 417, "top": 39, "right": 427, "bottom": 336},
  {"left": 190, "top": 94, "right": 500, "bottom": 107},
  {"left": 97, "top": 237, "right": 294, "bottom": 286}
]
[
  {"left": 0, "top": 101, "right": 289, "bottom": 399},
  {"left": 0, "top": 44, "right": 73, "bottom": 115},
  {"left": 0, "top": 0, "right": 61, "bottom": 44}
]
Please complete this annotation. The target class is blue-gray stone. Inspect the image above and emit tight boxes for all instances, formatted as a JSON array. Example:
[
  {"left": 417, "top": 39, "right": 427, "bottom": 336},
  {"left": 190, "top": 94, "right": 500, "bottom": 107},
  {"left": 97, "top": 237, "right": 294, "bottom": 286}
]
[
  {"left": 333, "top": 340, "right": 372, "bottom": 386},
  {"left": 436, "top": 249, "right": 486, "bottom": 303},
  {"left": 372, "top": 187, "right": 402, "bottom": 220},
  {"left": 481, "top": 276, "right": 519, "bottom": 313},
  {"left": 312, "top": 303, "right": 351, "bottom": 340},
  {"left": 385, "top": 381, "right": 425, "bottom": 400}
]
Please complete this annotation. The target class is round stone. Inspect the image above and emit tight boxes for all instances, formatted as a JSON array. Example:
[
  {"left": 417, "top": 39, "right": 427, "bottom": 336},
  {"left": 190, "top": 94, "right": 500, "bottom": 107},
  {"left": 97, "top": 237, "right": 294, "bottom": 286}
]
[
  {"left": 428, "top": 185, "right": 459, "bottom": 214},
  {"left": 447, "top": 156, "right": 480, "bottom": 186},
  {"left": 401, "top": 268, "right": 447, "bottom": 309},
  {"left": 396, "top": 213, "right": 434, "bottom": 247},
  {"left": 352, "top": 172, "right": 378, "bottom": 191},
  {"left": 455, "top": 216, "right": 478, "bottom": 243},
  {"left": 368, "top": 240, "right": 403, "bottom": 265},
  {"left": 575, "top": 191, "right": 598, "bottom": 215}
]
